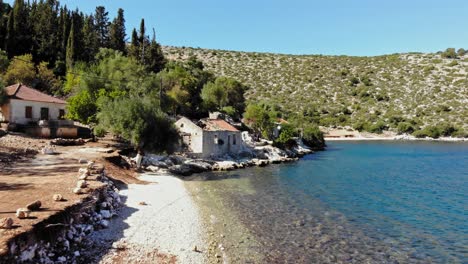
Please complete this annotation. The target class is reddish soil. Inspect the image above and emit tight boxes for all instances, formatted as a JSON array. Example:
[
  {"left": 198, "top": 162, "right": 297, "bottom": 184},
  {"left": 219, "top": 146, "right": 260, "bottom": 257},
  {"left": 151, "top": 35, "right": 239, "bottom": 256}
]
[{"left": 0, "top": 133, "right": 140, "bottom": 256}]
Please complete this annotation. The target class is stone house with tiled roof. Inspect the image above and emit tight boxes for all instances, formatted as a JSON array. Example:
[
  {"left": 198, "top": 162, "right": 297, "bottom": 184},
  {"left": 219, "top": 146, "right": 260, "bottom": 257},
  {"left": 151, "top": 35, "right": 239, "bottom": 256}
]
[
  {"left": 0, "top": 83, "right": 77, "bottom": 138},
  {"left": 175, "top": 116, "right": 242, "bottom": 158}
]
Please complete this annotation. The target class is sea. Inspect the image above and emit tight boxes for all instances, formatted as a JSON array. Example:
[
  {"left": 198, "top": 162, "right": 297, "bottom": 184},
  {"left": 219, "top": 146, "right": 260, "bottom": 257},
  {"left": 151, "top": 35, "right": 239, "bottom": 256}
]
[{"left": 186, "top": 141, "right": 468, "bottom": 263}]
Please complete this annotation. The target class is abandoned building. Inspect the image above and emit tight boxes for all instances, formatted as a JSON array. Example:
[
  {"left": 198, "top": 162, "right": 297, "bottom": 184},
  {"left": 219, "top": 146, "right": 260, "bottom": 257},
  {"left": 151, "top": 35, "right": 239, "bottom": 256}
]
[
  {"left": 175, "top": 116, "right": 242, "bottom": 158},
  {"left": 0, "top": 83, "right": 78, "bottom": 138}
]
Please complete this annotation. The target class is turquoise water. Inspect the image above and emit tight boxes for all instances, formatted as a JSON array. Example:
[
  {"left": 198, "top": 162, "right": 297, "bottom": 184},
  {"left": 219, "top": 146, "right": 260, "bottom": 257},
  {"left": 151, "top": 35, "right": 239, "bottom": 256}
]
[{"left": 194, "top": 141, "right": 468, "bottom": 263}]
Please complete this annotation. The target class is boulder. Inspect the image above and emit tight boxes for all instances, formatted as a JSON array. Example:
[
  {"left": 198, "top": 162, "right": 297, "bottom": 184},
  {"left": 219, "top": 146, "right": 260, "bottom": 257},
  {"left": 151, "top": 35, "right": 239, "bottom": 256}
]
[
  {"left": 100, "top": 210, "right": 111, "bottom": 219},
  {"left": 0, "top": 217, "right": 13, "bottom": 229},
  {"left": 100, "top": 220, "right": 110, "bottom": 228},
  {"left": 26, "top": 200, "right": 42, "bottom": 211},
  {"left": 168, "top": 164, "right": 193, "bottom": 176},
  {"left": 76, "top": 180, "right": 87, "bottom": 188},
  {"left": 78, "top": 174, "right": 88, "bottom": 180},
  {"left": 73, "top": 188, "right": 84, "bottom": 194},
  {"left": 16, "top": 208, "right": 31, "bottom": 219},
  {"left": 78, "top": 168, "right": 90, "bottom": 176},
  {"left": 53, "top": 194, "right": 63, "bottom": 201}
]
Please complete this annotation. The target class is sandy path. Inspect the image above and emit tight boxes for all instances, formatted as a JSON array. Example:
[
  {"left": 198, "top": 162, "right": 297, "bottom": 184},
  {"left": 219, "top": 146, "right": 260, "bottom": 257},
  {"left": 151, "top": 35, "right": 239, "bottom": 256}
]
[{"left": 90, "top": 174, "right": 206, "bottom": 264}]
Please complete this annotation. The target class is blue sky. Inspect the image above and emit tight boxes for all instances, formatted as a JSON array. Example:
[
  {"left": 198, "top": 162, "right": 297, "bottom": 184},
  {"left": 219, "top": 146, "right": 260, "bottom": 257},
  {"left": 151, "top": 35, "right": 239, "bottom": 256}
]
[{"left": 6, "top": 0, "right": 468, "bottom": 56}]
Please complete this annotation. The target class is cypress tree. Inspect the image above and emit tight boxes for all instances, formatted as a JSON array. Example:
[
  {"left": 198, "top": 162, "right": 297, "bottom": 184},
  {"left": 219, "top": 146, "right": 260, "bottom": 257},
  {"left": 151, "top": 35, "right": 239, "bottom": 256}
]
[
  {"left": 82, "top": 15, "right": 98, "bottom": 62},
  {"left": 94, "top": 6, "right": 110, "bottom": 47},
  {"left": 109, "top": 8, "right": 126, "bottom": 53},
  {"left": 5, "top": 9, "right": 13, "bottom": 55},
  {"left": 128, "top": 28, "right": 139, "bottom": 59},
  {"left": 66, "top": 21, "right": 75, "bottom": 70},
  {"left": 11, "top": 0, "right": 31, "bottom": 56},
  {"left": 147, "top": 29, "right": 166, "bottom": 73}
]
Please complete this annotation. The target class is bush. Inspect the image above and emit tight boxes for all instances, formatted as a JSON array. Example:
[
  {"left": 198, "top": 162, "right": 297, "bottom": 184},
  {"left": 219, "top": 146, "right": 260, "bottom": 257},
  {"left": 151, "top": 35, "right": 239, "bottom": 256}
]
[
  {"left": 413, "top": 126, "right": 441, "bottom": 138},
  {"left": 274, "top": 124, "right": 298, "bottom": 148},
  {"left": 302, "top": 125, "right": 325, "bottom": 150},
  {"left": 441, "top": 48, "right": 457, "bottom": 59},
  {"left": 369, "top": 121, "right": 387, "bottom": 134},
  {"left": 397, "top": 122, "right": 415, "bottom": 134}
]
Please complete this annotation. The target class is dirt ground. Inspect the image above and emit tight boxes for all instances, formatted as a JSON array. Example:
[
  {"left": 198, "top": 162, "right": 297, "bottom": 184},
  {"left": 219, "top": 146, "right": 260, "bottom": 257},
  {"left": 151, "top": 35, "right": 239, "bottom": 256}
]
[{"left": 0, "top": 133, "right": 140, "bottom": 256}]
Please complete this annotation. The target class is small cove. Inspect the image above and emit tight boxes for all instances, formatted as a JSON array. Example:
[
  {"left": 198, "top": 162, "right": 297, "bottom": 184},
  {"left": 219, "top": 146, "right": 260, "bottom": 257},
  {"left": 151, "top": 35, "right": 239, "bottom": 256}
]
[{"left": 186, "top": 141, "right": 468, "bottom": 263}]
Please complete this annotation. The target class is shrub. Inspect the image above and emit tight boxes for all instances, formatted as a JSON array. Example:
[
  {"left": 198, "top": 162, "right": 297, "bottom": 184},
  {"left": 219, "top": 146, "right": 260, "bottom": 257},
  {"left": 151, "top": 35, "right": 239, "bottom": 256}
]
[
  {"left": 397, "top": 122, "right": 415, "bottom": 134},
  {"left": 274, "top": 124, "right": 298, "bottom": 148},
  {"left": 369, "top": 121, "right": 387, "bottom": 134},
  {"left": 441, "top": 48, "right": 457, "bottom": 59},
  {"left": 413, "top": 126, "right": 441, "bottom": 138},
  {"left": 302, "top": 125, "right": 325, "bottom": 150}
]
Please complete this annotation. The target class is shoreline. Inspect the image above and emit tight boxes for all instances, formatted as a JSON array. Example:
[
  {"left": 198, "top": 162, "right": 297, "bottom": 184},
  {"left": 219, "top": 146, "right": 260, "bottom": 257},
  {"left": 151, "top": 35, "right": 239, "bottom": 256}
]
[
  {"left": 90, "top": 173, "right": 206, "bottom": 263},
  {"left": 325, "top": 136, "right": 468, "bottom": 142}
]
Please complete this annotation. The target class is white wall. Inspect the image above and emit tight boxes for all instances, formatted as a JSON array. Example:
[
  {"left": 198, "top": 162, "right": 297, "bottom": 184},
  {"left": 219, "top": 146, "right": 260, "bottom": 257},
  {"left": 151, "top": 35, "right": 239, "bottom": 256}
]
[
  {"left": 202, "top": 131, "right": 242, "bottom": 158},
  {"left": 175, "top": 117, "right": 204, "bottom": 153},
  {"left": 9, "top": 99, "right": 66, "bottom": 125}
]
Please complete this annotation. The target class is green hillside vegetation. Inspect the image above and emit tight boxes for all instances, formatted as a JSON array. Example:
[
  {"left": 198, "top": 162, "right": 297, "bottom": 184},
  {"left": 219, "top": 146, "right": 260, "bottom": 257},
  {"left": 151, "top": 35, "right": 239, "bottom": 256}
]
[{"left": 163, "top": 46, "right": 468, "bottom": 138}]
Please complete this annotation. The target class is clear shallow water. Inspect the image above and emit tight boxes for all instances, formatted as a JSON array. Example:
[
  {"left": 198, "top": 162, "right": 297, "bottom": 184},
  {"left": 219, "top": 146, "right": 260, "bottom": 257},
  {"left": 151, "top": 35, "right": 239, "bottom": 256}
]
[{"left": 190, "top": 141, "right": 468, "bottom": 263}]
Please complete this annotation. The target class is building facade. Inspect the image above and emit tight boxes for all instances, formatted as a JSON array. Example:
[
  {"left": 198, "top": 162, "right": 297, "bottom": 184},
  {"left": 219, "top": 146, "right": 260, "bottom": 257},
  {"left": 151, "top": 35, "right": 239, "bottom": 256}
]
[{"left": 175, "top": 117, "right": 242, "bottom": 158}]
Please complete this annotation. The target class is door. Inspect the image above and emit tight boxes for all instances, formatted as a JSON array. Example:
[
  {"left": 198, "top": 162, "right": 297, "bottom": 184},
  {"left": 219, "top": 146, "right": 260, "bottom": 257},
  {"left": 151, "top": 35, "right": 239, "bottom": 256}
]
[{"left": 40, "top": 107, "right": 49, "bottom": 120}]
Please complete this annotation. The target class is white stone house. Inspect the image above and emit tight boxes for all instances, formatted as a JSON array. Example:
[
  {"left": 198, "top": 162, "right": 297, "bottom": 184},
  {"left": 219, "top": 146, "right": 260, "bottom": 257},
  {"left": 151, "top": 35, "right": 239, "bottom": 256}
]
[
  {"left": 0, "top": 83, "right": 77, "bottom": 138},
  {"left": 175, "top": 117, "right": 242, "bottom": 158}
]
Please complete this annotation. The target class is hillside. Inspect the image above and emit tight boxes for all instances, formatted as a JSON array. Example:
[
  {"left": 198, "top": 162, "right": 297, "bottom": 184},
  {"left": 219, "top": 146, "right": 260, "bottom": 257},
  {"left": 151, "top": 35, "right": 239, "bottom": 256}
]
[{"left": 163, "top": 46, "right": 468, "bottom": 134}]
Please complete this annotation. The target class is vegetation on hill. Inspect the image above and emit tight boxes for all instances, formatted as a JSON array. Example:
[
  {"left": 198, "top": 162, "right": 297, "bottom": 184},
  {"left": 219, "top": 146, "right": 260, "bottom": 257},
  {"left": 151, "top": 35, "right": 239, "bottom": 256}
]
[{"left": 163, "top": 46, "right": 468, "bottom": 138}]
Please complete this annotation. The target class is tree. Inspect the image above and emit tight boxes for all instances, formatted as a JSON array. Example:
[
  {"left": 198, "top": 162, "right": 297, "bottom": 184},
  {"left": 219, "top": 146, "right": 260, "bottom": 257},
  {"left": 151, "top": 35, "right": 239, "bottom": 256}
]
[
  {"left": 3, "top": 54, "right": 35, "bottom": 86},
  {"left": 36, "top": 61, "right": 61, "bottom": 94},
  {"left": 441, "top": 48, "right": 457, "bottom": 59},
  {"left": 200, "top": 76, "right": 247, "bottom": 116},
  {"left": 0, "top": 79, "right": 7, "bottom": 106},
  {"left": 302, "top": 124, "right": 325, "bottom": 150},
  {"left": 128, "top": 28, "right": 139, "bottom": 59},
  {"left": 243, "top": 103, "right": 273, "bottom": 138},
  {"left": 97, "top": 96, "right": 179, "bottom": 154},
  {"left": 94, "top": 6, "right": 110, "bottom": 47},
  {"left": 81, "top": 15, "right": 99, "bottom": 62},
  {"left": 109, "top": 8, "right": 126, "bottom": 53},
  {"left": 201, "top": 81, "right": 227, "bottom": 111},
  {"left": 275, "top": 123, "right": 298, "bottom": 147},
  {"left": 457, "top": 48, "right": 466, "bottom": 57},
  {"left": 30, "top": 0, "right": 59, "bottom": 64},
  {"left": 10, "top": 0, "right": 31, "bottom": 56},
  {"left": 146, "top": 29, "right": 166, "bottom": 72},
  {"left": 0, "top": 48, "right": 8, "bottom": 73},
  {"left": 65, "top": 21, "right": 75, "bottom": 69}
]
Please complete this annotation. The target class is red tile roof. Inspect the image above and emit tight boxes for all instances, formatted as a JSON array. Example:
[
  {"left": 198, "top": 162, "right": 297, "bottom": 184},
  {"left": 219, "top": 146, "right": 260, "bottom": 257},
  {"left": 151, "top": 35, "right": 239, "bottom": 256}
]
[
  {"left": 5, "top": 83, "right": 66, "bottom": 104},
  {"left": 201, "top": 119, "right": 239, "bottom": 132}
]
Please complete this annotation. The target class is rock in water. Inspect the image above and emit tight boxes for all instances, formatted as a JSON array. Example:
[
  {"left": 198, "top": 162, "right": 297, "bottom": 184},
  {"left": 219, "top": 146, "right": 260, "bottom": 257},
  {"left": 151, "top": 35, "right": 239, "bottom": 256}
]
[
  {"left": 0, "top": 217, "right": 13, "bottom": 229},
  {"left": 53, "top": 194, "right": 63, "bottom": 201},
  {"left": 76, "top": 180, "right": 87, "bottom": 188},
  {"left": 100, "top": 210, "right": 111, "bottom": 219},
  {"left": 16, "top": 208, "right": 31, "bottom": 219},
  {"left": 26, "top": 200, "right": 42, "bottom": 211}
]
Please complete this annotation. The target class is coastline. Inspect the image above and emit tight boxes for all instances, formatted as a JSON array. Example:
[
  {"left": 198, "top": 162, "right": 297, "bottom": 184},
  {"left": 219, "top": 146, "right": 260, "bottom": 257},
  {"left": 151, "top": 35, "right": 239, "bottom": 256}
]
[
  {"left": 325, "top": 136, "right": 468, "bottom": 142},
  {"left": 90, "top": 173, "right": 206, "bottom": 263}
]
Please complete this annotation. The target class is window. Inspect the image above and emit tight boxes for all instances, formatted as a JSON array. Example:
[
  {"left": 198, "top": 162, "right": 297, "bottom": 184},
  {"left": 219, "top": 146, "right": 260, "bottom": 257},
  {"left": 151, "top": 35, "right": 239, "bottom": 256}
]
[
  {"left": 214, "top": 135, "right": 218, "bottom": 144},
  {"left": 180, "top": 123, "right": 184, "bottom": 128},
  {"left": 233, "top": 134, "right": 237, "bottom": 145},
  {"left": 40, "top": 107, "right": 49, "bottom": 120},
  {"left": 59, "top": 109, "right": 65, "bottom": 120},
  {"left": 25, "top": 106, "right": 32, "bottom": 118}
]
